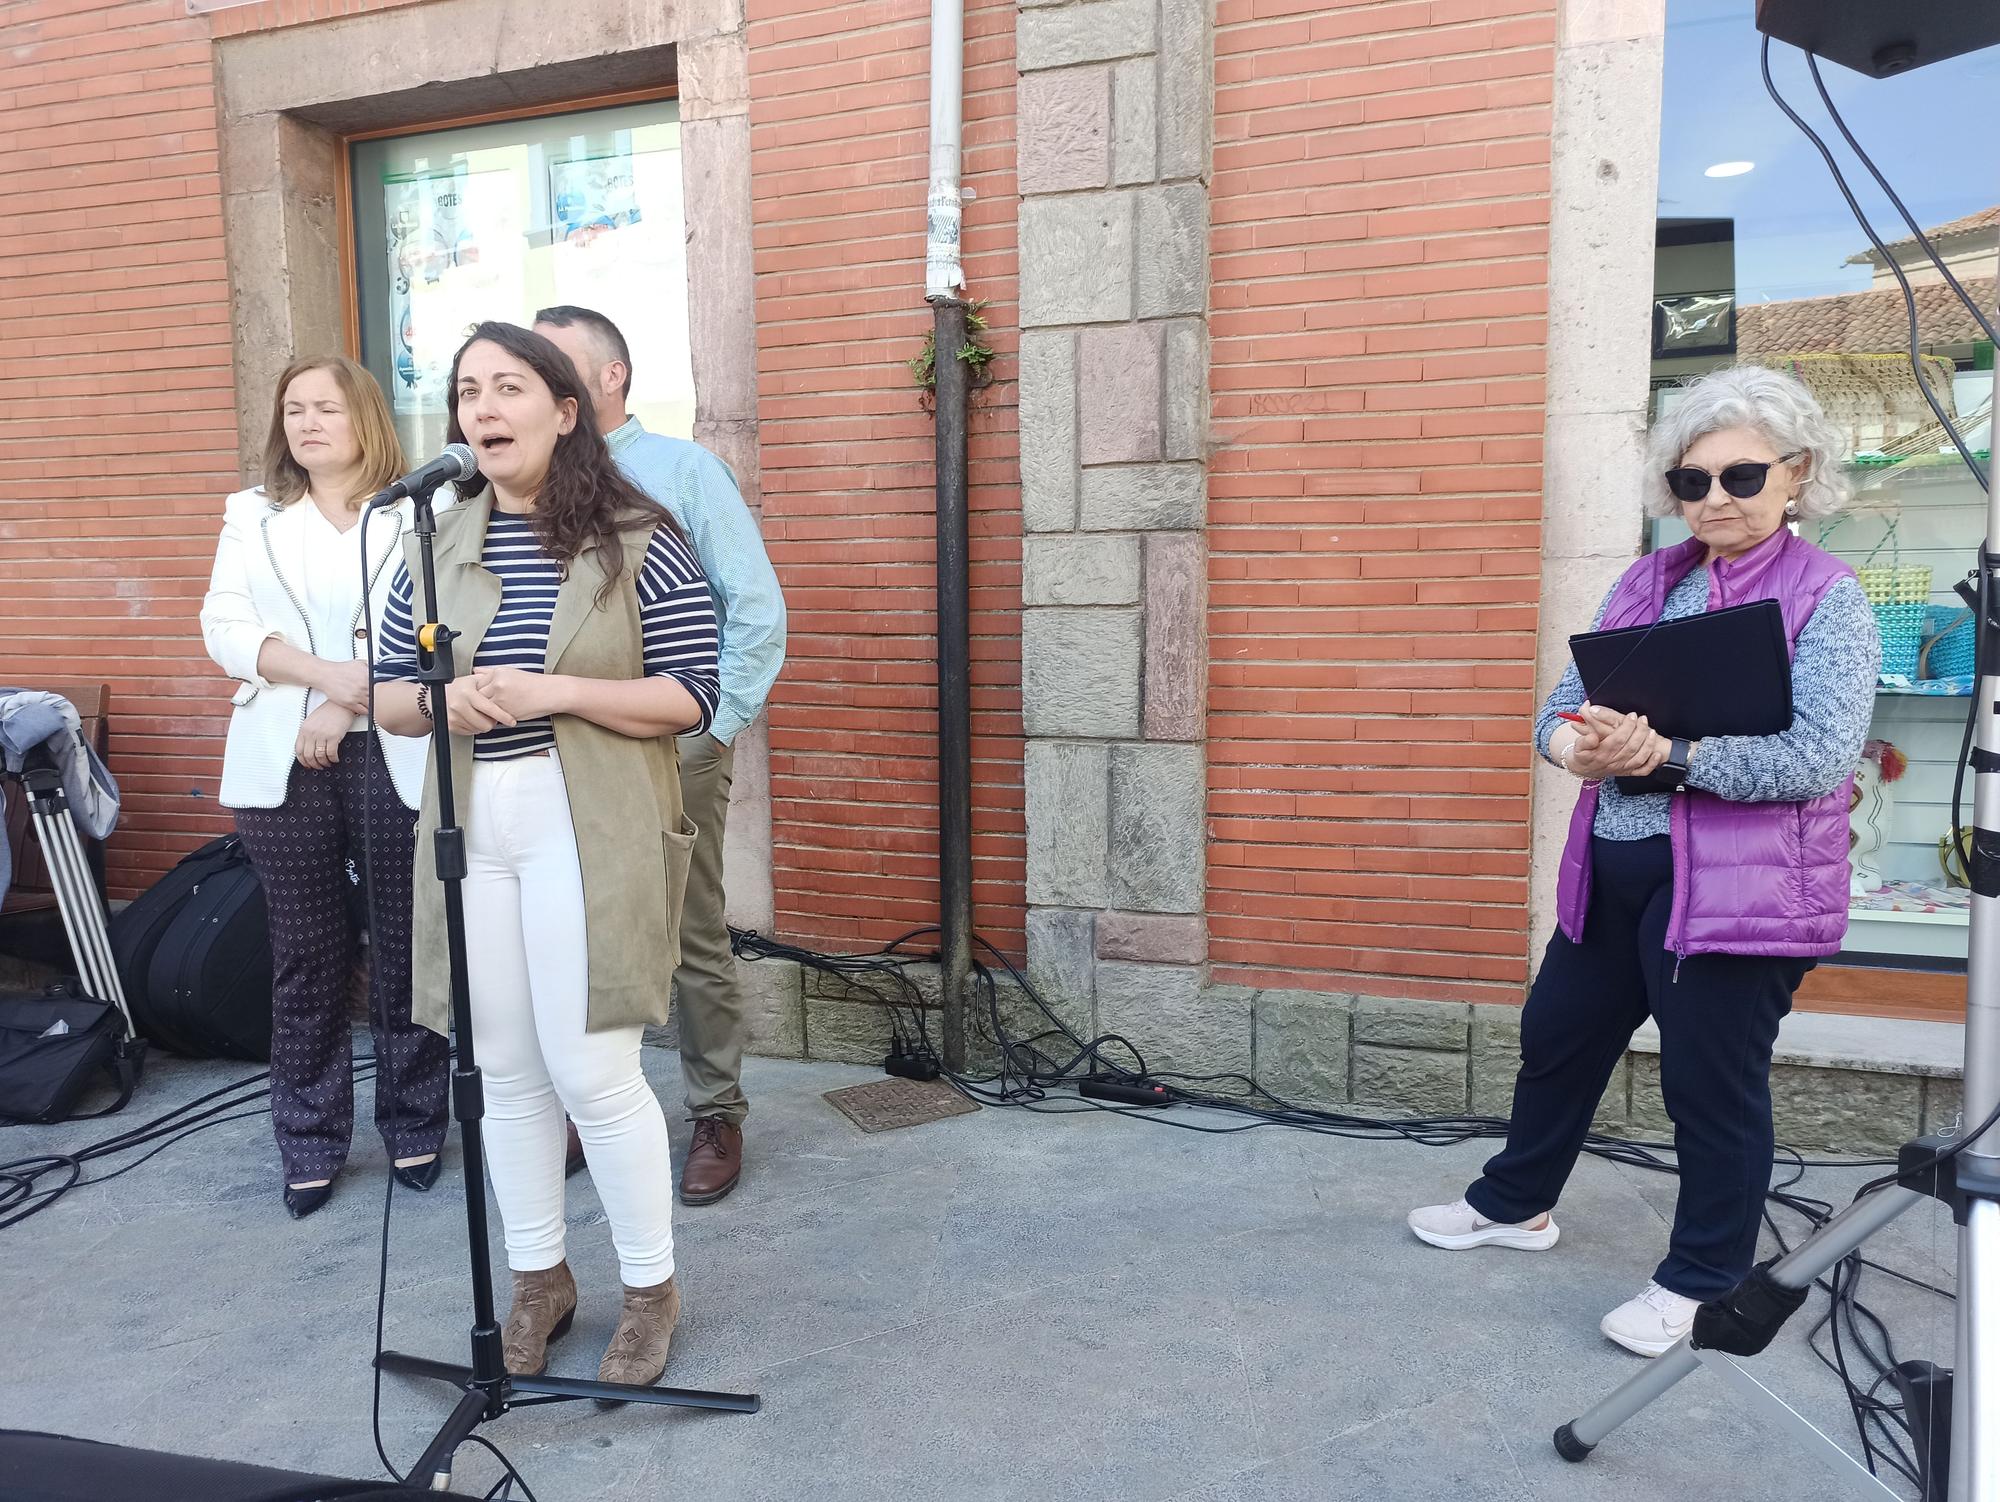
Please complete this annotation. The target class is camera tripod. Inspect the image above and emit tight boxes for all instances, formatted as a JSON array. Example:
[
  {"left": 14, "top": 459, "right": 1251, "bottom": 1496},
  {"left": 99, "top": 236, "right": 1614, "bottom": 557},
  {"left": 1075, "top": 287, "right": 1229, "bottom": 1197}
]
[{"left": 370, "top": 483, "right": 759, "bottom": 1492}]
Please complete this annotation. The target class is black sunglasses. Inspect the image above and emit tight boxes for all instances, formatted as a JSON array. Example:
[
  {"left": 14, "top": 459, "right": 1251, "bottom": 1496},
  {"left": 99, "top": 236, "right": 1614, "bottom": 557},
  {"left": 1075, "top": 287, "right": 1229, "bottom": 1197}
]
[{"left": 1663, "top": 452, "right": 1800, "bottom": 504}]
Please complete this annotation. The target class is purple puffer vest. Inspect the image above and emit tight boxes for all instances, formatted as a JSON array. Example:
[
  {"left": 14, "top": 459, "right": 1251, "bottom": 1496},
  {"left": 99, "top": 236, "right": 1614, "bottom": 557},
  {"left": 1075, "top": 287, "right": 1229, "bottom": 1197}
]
[{"left": 1553, "top": 527, "right": 1858, "bottom": 961}]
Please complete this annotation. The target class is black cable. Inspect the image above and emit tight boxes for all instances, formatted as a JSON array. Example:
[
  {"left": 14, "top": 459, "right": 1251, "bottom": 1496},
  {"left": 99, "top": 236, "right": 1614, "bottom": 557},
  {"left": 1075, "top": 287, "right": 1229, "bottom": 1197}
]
[
  {"left": 1948, "top": 555, "right": 1981, "bottom": 923},
  {"left": 1793, "top": 43, "right": 2000, "bottom": 939},
  {"left": 747, "top": 925, "right": 1894, "bottom": 1160},
  {"left": 0, "top": 1060, "right": 376, "bottom": 1230},
  {"left": 1759, "top": 73, "right": 2000, "bottom": 1458},
  {"left": 356, "top": 502, "right": 408, "bottom": 1487},
  {"left": 1803, "top": 53, "right": 2000, "bottom": 352},
  {"left": 370, "top": 1169, "right": 405, "bottom": 1485},
  {"left": 354, "top": 507, "right": 536, "bottom": 1500},
  {"left": 462, "top": 1435, "right": 539, "bottom": 1502},
  {"left": 1760, "top": 36, "right": 1988, "bottom": 492},
  {"left": 370, "top": 1168, "right": 404, "bottom": 1488},
  {"left": 1755, "top": 1144, "right": 1962, "bottom": 1488},
  {"left": 1747, "top": 93, "right": 1991, "bottom": 1481},
  {"left": 1760, "top": 1182, "right": 1913, "bottom": 1481},
  {"left": 11, "top": 911, "right": 1948, "bottom": 1492},
  {"left": 733, "top": 925, "right": 1904, "bottom": 1173},
  {"left": 735, "top": 921, "right": 1959, "bottom": 1493}
]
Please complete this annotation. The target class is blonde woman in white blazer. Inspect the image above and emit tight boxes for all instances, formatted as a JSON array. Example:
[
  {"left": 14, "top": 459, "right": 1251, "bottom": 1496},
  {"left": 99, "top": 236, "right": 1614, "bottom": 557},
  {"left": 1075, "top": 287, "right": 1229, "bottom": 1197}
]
[{"left": 200, "top": 356, "right": 450, "bottom": 1220}]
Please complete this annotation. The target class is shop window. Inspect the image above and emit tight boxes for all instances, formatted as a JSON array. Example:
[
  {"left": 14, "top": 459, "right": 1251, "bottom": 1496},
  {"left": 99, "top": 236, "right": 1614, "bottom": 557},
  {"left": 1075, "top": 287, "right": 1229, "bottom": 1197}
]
[
  {"left": 348, "top": 97, "right": 692, "bottom": 463},
  {"left": 1653, "top": 3, "right": 2000, "bottom": 983}
]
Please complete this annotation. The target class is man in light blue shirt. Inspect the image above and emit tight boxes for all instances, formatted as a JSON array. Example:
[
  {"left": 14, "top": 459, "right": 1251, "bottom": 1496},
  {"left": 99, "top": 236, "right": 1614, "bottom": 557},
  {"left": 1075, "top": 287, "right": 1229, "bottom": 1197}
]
[{"left": 536, "top": 306, "right": 786, "bottom": 1207}]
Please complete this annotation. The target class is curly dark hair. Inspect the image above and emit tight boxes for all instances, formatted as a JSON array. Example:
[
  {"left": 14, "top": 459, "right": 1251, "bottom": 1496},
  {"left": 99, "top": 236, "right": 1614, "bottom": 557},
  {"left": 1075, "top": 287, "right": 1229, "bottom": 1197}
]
[{"left": 444, "top": 320, "right": 680, "bottom": 603}]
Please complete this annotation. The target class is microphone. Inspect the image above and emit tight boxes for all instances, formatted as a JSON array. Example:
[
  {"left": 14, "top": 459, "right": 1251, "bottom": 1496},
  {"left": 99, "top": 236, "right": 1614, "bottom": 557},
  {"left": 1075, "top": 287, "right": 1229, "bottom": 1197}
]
[{"left": 365, "top": 443, "right": 478, "bottom": 508}]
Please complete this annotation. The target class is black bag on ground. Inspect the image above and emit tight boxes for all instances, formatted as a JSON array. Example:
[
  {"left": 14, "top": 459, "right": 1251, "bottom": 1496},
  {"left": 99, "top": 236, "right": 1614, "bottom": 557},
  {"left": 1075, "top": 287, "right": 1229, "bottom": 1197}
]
[
  {"left": 0, "top": 981, "right": 144, "bottom": 1124},
  {"left": 111, "top": 835, "right": 273, "bottom": 1062},
  {"left": 110, "top": 833, "right": 242, "bottom": 1053},
  {"left": 110, "top": 836, "right": 240, "bottom": 997}
]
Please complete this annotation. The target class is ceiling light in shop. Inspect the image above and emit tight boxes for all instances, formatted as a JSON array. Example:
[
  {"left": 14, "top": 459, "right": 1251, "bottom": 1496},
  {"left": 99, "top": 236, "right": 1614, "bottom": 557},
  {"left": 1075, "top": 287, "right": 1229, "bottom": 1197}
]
[{"left": 1704, "top": 161, "right": 1756, "bottom": 178}]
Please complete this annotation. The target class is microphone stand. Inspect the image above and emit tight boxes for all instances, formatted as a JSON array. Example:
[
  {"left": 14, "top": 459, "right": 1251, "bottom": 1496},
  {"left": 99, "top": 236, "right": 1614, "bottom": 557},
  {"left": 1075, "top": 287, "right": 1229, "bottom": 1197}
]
[{"left": 372, "top": 480, "right": 759, "bottom": 1492}]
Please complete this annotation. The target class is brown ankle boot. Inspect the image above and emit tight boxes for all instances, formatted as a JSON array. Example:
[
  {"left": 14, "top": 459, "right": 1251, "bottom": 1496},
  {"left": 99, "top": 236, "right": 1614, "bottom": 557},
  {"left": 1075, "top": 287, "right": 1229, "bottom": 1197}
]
[
  {"left": 597, "top": 1276, "right": 681, "bottom": 1390},
  {"left": 501, "top": 1261, "right": 577, "bottom": 1377}
]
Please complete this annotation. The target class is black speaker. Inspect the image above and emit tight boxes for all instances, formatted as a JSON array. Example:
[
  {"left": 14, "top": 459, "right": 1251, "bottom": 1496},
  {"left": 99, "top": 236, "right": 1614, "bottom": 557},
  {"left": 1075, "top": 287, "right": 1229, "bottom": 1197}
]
[
  {"left": 1756, "top": 0, "right": 2000, "bottom": 79},
  {"left": 0, "top": 1430, "right": 471, "bottom": 1502}
]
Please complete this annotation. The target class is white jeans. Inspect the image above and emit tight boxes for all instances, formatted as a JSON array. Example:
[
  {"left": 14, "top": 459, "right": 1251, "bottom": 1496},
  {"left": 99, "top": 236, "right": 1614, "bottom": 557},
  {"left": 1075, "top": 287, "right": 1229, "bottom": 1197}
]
[{"left": 463, "top": 752, "right": 675, "bottom": 1287}]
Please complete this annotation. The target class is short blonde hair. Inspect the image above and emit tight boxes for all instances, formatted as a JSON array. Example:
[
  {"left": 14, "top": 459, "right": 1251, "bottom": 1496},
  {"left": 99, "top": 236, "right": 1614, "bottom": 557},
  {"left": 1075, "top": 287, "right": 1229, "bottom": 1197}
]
[
  {"left": 1644, "top": 364, "right": 1853, "bottom": 522},
  {"left": 260, "top": 356, "right": 406, "bottom": 510}
]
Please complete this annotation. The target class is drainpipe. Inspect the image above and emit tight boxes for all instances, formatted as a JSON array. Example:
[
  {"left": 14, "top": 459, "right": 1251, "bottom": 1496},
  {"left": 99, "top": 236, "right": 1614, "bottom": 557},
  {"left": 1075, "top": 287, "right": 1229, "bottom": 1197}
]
[{"left": 926, "top": 0, "right": 971, "bottom": 1072}]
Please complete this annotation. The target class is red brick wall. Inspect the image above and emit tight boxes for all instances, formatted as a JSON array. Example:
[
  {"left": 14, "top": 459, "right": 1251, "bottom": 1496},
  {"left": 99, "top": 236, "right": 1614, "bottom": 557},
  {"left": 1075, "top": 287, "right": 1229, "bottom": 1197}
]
[
  {"left": 2, "top": 0, "right": 1027, "bottom": 959},
  {"left": 1205, "top": 0, "right": 1557, "bottom": 1003},
  {"left": 1, "top": 1, "right": 239, "bottom": 894},
  {"left": 0, "top": 0, "right": 458, "bottom": 900},
  {"left": 745, "top": 0, "right": 1026, "bottom": 955}
]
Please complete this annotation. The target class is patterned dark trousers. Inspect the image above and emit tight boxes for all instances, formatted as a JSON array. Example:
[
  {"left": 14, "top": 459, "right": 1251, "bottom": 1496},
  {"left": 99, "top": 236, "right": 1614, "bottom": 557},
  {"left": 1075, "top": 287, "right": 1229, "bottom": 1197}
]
[{"left": 236, "top": 732, "right": 449, "bottom": 1183}]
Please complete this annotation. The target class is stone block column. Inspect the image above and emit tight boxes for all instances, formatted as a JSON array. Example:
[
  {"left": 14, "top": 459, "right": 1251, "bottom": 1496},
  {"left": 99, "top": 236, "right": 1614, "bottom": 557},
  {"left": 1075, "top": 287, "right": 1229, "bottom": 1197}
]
[
  {"left": 1015, "top": 0, "right": 1213, "bottom": 1030},
  {"left": 1529, "top": 0, "right": 1665, "bottom": 961}
]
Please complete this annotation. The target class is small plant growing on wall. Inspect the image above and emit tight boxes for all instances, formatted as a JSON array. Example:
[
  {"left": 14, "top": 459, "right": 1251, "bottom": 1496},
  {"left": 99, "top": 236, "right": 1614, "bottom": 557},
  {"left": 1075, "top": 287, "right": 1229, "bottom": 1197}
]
[{"left": 909, "top": 301, "right": 996, "bottom": 411}]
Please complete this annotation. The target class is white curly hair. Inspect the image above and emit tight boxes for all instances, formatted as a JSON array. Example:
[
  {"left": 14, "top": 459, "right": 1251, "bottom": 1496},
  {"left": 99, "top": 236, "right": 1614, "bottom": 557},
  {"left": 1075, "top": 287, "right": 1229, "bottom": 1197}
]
[{"left": 1644, "top": 364, "right": 1853, "bottom": 522}]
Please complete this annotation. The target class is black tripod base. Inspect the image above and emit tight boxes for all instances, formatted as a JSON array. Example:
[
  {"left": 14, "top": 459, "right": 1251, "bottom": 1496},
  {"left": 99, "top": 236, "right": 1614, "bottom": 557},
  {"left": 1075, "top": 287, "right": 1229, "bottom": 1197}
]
[
  {"left": 1887, "top": 1360, "right": 1951, "bottom": 1502},
  {"left": 1552, "top": 1423, "right": 1594, "bottom": 1463},
  {"left": 377, "top": 1348, "right": 761, "bottom": 1486}
]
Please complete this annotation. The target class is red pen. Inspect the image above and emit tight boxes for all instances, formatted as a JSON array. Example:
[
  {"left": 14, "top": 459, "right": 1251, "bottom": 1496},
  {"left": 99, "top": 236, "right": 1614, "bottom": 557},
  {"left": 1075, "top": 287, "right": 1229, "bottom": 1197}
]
[{"left": 1556, "top": 711, "right": 1589, "bottom": 724}]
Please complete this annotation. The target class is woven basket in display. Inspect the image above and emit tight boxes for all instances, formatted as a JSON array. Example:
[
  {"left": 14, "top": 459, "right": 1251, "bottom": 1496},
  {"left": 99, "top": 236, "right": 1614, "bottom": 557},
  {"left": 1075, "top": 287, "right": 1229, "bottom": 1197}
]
[
  {"left": 1919, "top": 605, "right": 1976, "bottom": 680},
  {"left": 1825, "top": 515, "right": 1930, "bottom": 678},
  {"left": 1772, "top": 351, "right": 1958, "bottom": 454}
]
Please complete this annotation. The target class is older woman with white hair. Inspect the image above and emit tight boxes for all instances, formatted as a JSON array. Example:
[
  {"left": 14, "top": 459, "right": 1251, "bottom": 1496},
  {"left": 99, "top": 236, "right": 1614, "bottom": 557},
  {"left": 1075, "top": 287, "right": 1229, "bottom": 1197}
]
[{"left": 1409, "top": 365, "right": 1881, "bottom": 1357}]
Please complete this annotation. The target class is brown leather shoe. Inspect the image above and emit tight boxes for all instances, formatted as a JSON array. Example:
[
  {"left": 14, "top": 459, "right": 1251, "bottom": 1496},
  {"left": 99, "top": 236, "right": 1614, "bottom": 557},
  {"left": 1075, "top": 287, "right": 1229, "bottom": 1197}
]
[
  {"left": 501, "top": 1261, "right": 577, "bottom": 1377},
  {"left": 596, "top": 1276, "right": 681, "bottom": 1396},
  {"left": 678, "top": 1118, "right": 742, "bottom": 1205},
  {"left": 564, "top": 1119, "right": 585, "bottom": 1179}
]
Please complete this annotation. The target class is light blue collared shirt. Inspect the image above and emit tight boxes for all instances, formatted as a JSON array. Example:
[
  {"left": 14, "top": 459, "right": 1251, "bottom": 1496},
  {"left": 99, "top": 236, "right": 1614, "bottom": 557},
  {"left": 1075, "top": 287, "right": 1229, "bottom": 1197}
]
[{"left": 607, "top": 416, "right": 787, "bottom": 746}]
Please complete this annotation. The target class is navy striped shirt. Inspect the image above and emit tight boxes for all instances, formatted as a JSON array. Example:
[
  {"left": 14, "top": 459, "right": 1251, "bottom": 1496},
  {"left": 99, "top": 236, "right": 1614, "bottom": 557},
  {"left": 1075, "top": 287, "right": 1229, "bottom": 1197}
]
[{"left": 376, "top": 512, "right": 720, "bottom": 760}]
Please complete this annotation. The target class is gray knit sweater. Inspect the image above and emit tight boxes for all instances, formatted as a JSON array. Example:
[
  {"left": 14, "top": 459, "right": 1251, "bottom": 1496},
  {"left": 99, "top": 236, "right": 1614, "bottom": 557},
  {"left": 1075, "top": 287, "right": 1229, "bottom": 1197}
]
[{"left": 1534, "top": 570, "right": 1881, "bottom": 840}]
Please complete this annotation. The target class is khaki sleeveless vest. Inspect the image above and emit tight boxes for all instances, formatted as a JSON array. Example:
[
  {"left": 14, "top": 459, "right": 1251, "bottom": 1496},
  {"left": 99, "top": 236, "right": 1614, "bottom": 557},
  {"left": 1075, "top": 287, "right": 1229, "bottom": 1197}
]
[{"left": 403, "top": 487, "right": 697, "bottom": 1037}]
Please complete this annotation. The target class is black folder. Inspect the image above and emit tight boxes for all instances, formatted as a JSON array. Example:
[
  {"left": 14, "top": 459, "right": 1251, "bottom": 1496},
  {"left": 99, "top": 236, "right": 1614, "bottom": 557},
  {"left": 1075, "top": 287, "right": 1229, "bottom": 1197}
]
[{"left": 1568, "top": 599, "right": 1793, "bottom": 791}]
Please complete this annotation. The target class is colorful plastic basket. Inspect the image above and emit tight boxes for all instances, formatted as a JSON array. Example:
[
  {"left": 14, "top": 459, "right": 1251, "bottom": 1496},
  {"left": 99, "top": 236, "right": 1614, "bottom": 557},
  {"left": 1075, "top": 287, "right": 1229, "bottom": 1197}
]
[
  {"left": 1849, "top": 519, "right": 1930, "bottom": 679},
  {"left": 1919, "top": 604, "right": 1975, "bottom": 681}
]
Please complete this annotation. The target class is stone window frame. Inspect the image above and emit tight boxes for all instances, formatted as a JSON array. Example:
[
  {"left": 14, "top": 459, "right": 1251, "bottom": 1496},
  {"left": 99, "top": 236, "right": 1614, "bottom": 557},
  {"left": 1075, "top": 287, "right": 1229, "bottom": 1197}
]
[
  {"left": 208, "top": 0, "right": 772, "bottom": 934},
  {"left": 211, "top": 0, "right": 756, "bottom": 493}
]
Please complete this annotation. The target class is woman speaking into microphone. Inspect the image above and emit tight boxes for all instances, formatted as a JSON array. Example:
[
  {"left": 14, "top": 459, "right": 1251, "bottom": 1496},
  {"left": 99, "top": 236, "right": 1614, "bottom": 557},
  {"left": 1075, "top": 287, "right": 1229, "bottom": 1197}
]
[
  {"left": 373, "top": 322, "right": 719, "bottom": 1388},
  {"left": 1408, "top": 365, "right": 1881, "bottom": 1357}
]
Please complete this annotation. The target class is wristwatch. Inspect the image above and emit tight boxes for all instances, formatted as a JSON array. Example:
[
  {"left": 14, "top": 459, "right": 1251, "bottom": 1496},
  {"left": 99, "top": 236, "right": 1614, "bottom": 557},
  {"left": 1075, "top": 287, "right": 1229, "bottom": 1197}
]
[{"left": 1659, "top": 736, "right": 1692, "bottom": 791}]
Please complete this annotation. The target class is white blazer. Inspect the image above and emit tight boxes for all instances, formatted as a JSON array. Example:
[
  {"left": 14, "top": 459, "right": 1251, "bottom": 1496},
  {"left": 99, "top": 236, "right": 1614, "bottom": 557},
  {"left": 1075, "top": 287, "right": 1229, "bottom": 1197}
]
[{"left": 200, "top": 486, "right": 432, "bottom": 811}]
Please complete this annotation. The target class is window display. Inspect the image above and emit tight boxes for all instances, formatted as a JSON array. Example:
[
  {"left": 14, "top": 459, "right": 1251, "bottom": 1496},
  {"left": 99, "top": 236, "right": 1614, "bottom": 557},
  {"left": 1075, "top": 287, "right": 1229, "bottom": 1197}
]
[
  {"left": 348, "top": 97, "right": 692, "bottom": 463},
  {"left": 1654, "top": 3, "right": 2000, "bottom": 978}
]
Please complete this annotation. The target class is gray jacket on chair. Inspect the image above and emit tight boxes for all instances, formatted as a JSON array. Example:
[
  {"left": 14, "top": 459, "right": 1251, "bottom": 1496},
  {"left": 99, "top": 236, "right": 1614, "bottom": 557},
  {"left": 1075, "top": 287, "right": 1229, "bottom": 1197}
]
[{"left": 0, "top": 690, "right": 120, "bottom": 909}]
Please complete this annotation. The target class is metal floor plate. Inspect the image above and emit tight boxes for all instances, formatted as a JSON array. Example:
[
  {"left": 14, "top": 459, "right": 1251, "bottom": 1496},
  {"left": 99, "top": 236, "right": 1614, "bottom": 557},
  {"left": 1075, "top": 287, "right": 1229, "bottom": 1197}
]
[{"left": 823, "top": 1076, "right": 980, "bottom": 1134}]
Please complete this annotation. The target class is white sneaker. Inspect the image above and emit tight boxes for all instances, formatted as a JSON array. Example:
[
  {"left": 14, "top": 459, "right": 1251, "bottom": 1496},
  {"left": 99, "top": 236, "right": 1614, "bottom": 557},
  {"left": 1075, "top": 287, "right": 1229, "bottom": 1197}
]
[
  {"left": 1601, "top": 1281, "right": 1701, "bottom": 1357},
  {"left": 1407, "top": 1197, "right": 1560, "bottom": 1251}
]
